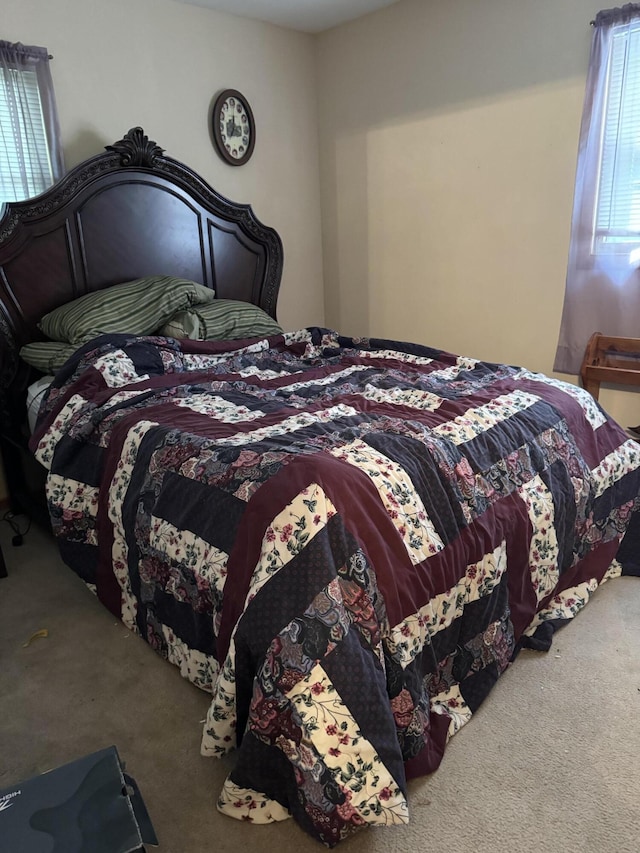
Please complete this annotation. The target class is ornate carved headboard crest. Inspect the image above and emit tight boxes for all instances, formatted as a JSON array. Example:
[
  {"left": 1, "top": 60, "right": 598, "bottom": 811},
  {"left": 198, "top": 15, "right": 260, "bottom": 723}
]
[{"left": 105, "top": 126, "right": 165, "bottom": 168}]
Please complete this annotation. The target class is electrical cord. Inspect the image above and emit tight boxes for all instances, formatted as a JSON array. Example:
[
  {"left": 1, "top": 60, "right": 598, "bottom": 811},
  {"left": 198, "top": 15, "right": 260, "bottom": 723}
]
[{"left": 2, "top": 510, "right": 31, "bottom": 547}]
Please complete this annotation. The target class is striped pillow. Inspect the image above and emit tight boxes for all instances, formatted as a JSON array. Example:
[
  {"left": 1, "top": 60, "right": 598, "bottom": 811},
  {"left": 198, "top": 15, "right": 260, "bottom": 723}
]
[
  {"left": 193, "top": 300, "right": 283, "bottom": 341},
  {"left": 20, "top": 341, "right": 77, "bottom": 373},
  {"left": 38, "top": 276, "right": 216, "bottom": 345}
]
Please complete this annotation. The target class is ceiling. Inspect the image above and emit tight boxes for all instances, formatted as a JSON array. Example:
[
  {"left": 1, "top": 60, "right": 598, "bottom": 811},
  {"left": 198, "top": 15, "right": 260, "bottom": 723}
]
[{"left": 175, "top": 0, "right": 401, "bottom": 33}]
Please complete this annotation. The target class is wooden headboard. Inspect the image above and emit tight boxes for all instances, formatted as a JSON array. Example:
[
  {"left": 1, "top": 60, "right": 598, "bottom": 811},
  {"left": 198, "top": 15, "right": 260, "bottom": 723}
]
[{"left": 0, "top": 126, "right": 284, "bottom": 437}]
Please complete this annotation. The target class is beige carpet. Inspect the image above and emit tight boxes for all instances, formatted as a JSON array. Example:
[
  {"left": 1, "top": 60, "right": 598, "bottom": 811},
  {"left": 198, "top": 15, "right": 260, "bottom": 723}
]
[{"left": 1, "top": 521, "right": 638, "bottom": 853}]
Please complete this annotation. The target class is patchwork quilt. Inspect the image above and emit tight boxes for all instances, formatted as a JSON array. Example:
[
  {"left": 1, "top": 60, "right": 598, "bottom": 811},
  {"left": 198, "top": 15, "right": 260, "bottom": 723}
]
[{"left": 31, "top": 328, "right": 640, "bottom": 847}]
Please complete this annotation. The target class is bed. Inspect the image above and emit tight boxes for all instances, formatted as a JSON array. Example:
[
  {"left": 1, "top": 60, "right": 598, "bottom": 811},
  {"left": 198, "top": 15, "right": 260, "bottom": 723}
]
[{"left": 1, "top": 128, "right": 639, "bottom": 848}]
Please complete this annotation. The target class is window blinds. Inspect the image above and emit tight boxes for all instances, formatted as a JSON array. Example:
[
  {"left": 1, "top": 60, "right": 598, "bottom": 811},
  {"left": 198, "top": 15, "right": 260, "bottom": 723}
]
[
  {"left": 595, "top": 22, "right": 640, "bottom": 250},
  {"left": 0, "top": 66, "right": 53, "bottom": 204}
]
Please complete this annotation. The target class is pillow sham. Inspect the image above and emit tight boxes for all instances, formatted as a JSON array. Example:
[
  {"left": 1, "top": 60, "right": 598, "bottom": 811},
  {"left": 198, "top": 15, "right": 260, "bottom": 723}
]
[
  {"left": 38, "top": 276, "right": 216, "bottom": 345},
  {"left": 158, "top": 300, "right": 283, "bottom": 342},
  {"left": 20, "top": 341, "right": 78, "bottom": 374}
]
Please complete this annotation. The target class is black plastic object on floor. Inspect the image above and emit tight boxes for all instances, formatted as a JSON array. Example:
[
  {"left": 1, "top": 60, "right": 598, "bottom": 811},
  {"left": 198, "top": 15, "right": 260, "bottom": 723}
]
[{"left": 0, "top": 746, "right": 158, "bottom": 852}]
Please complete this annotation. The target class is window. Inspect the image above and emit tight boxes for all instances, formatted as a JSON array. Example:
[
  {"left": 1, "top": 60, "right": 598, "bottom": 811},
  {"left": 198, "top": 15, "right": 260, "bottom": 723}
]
[
  {"left": 0, "top": 41, "right": 63, "bottom": 207},
  {"left": 594, "top": 19, "right": 640, "bottom": 255},
  {"left": 554, "top": 6, "right": 640, "bottom": 376},
  {"left": 0, "top": 65, "right": 54, "bottom": 202}
]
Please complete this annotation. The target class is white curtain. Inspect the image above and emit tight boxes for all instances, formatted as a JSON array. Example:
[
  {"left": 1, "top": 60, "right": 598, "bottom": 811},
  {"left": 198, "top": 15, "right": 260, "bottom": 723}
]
[
  {"left": 554, "top": 5, "right": 640, "bottom": 375},
  {"left": 0, "top": 41, "right": 64, "bottom": 203}
]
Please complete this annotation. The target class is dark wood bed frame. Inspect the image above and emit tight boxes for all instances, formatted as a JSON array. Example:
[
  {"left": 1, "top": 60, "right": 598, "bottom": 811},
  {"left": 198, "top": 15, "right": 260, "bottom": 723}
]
[{"left": 0, "top": 126, "right": 284, "bottom": 527}]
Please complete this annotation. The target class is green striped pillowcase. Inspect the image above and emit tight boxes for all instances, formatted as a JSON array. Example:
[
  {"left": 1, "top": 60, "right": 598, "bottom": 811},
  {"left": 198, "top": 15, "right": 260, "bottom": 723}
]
[
  {"left": 158, "top": 300, "right": 283, "bottom": 341},
  {"left": 38, "top": 276, "right": 216, "bottom": 345},
  {"left": 20, "top": 340, "right": 77, "bottom": 373},
  {"left": 196, "top": 299, "right": 283, "bottom": 340}
]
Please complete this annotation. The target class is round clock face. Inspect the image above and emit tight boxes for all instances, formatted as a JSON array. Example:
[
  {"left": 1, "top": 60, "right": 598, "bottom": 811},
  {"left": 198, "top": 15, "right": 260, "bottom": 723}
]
[{"left": 212, "top": 89, "right": 255, "bottom": 166}]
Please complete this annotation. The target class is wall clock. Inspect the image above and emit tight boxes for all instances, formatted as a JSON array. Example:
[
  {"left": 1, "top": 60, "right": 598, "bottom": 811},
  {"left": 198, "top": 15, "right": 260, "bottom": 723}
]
[{"left": 212, "top": 89, "right": 255, "bottom": 166}]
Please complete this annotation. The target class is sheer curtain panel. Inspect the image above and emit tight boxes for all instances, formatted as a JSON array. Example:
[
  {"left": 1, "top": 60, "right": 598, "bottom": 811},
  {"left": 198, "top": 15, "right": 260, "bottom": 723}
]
[
  {"left": 0, "top": 41, "right": 64, "bottom": 205},
  {"left": 555, "top": 5, "right": 640, "bottom": 375}
]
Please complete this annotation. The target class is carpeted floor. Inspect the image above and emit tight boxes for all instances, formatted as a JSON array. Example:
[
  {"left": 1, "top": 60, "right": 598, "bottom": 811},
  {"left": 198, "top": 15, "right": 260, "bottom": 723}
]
[{"left": 1, "top": 520, "right": 638, "bottom": 853}]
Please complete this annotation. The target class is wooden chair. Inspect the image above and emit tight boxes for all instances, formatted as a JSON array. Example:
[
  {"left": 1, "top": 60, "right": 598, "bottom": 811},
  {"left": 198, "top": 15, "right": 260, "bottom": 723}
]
[{"left": 580, "top": 332, "right": 640, "bottom": 400}]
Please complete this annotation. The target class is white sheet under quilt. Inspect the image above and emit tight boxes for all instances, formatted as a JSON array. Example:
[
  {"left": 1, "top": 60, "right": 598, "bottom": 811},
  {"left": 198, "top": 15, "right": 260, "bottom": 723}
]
[{"left": 27, "top": 375, "right": 54, "bottom": 434}]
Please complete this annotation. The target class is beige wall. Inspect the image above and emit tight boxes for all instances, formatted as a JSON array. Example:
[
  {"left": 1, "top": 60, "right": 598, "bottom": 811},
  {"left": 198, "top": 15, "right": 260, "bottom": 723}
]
[
  {"left": 317, "top": 0, "right": 639, "bottom": 426},
  {"left": 4, "top": 0, "right": 325, "bottom": 332}
]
